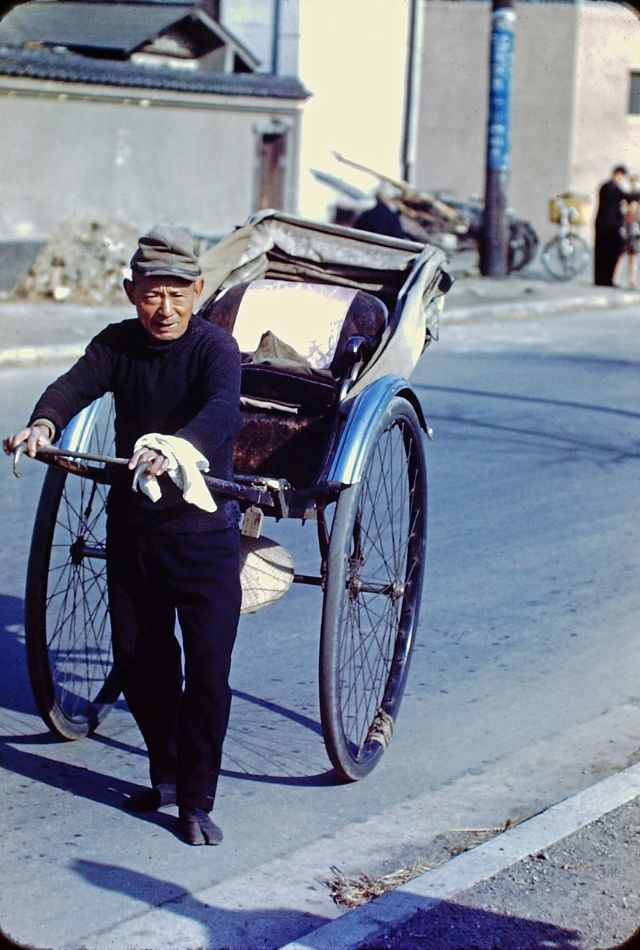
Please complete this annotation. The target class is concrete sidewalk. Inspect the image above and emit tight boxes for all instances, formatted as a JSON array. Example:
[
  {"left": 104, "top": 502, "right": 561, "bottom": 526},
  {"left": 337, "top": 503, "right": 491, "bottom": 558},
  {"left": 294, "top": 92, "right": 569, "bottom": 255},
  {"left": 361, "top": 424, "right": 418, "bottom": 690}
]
[{"left": 445, "top": 266, "right": 640, "bottom": 324}]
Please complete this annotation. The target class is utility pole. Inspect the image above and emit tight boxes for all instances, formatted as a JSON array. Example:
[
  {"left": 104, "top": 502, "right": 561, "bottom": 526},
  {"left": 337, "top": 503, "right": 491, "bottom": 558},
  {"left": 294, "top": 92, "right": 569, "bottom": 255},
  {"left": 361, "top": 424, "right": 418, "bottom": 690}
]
[
  {"left": 480, "top": 0, "right": 516, "bottom": 277},
  {"left": 271, "top": 0, "right": 282, "bottom": 75},
  {"left": 401, "top": 0, "right": 424, "bottom": 184}
]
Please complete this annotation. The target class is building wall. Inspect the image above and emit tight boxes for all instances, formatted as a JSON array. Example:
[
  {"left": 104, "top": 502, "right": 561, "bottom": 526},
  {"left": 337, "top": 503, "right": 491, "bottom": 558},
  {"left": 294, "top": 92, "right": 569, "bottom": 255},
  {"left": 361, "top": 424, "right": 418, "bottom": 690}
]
[
  {"left": 0, "top": 81, "right": 302, "bottom": 240},
  {"left": 229, "top": 0, "right": 639, "bottom": 243},
  {"left": 416, "top": 0, "right": 580, "bottom": 243},
  {"left": 571, "top": 1, "right": 640, "bottom": 226},
  {"left": 295, "top": 0, "right": 412, "bottom": 222},
  {"left": 510, "top": 3, "right": 579, "bottom": 239},
  {"left": 416, "top": 1, "right": 491, "bottom": 201},
  {"left": 220, "top": 0, "right": 299, "bottom": 76}
]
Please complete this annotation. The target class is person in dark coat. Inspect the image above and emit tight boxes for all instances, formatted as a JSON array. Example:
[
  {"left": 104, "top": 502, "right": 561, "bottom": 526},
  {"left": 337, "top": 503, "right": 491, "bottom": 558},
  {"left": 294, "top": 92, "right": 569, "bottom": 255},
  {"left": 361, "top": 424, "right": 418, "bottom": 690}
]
[
  {"left": 353, "top": 182, "right": 408, "bottom": 239},
  {"left": 3, "top": 227, "right": 242, "bottom": 846},
  {"left": 594, "top": 165, "right": 640, "bottom": 286}
]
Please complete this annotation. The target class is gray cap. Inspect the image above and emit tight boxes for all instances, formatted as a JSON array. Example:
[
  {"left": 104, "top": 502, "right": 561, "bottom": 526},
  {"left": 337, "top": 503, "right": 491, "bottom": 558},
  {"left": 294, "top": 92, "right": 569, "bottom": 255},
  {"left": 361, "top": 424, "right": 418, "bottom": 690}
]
[{"left": 130, "top": 225, "right": 201, "bottom": 280}]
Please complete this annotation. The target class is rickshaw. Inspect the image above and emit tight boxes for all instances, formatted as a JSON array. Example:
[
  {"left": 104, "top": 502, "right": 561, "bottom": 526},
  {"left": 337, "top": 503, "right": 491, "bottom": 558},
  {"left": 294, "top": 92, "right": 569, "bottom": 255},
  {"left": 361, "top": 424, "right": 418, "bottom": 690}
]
[{"left": 15, "top": 211, "right": 451, "bottom": 783}]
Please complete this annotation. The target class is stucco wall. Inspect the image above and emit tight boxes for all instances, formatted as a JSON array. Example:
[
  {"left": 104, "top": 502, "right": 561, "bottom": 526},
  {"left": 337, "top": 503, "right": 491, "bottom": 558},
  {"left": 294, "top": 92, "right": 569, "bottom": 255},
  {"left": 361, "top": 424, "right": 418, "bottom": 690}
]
[
  {"left": 0, "top": 82, "right": 301, "bottom": 241},
  {"left": 295, "top": 0, "right": 412, "bottom": 221},
  {"left": 416, "top": 2, "right": 491, "bottom": 200},
  {"left": 510, "top": 3, "right": 579, "bottom": 239},
  {"left": 571, "top": 1, "right": 640, "bottom": 234}
]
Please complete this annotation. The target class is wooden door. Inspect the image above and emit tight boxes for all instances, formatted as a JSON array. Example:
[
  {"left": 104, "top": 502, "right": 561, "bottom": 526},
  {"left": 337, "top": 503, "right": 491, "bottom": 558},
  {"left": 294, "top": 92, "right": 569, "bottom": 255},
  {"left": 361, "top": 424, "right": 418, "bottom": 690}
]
[{"left": 257, "top": 132, "right": 287, "bottom": 210}]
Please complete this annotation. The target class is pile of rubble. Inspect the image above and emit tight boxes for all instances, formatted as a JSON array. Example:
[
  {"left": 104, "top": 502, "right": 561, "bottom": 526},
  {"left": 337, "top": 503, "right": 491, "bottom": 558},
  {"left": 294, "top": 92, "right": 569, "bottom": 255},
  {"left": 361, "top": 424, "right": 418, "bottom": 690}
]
[{"left": 15, "top": 216, "right": 139, "bottom": 304}]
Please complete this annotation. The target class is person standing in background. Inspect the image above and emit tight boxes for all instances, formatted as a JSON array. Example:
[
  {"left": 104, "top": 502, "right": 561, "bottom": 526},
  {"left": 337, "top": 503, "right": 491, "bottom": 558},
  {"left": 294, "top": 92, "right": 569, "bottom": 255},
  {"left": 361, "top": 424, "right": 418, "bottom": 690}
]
[
  {"left": 594, "top": 165, "right": 640, "bottom": 287},
  {"left": 614, "top": 177, "right": 640, "bottom": 289}
]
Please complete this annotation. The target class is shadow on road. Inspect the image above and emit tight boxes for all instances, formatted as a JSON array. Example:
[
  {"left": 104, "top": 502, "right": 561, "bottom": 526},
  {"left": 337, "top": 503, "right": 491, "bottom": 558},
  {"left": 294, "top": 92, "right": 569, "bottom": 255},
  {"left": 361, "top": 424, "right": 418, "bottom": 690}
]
[
  {"left": 0, "top": 592, "right": 36, "bottom": 717},
  {"left": 0, "top": 732, "right": 145, "bottom": 805},
  {"left": 68, "top": 859, "right": 585, "bottom": 950},
  {"left": 0, "top": 681, "right": 336, "bottom": 802},
  {"left": 90, "top": 687, "right": 335, "bottom": 787},
  {"left": 71, "top": 857, "right": 329, "bottom": 949},
  {"left": 357, "top": 894, "right": 583, "bottom": 949},
  {"left": 0, "top": 581, "right": 333, "bottom": 788},
  {"left": 220, "top": 688, "right": 336, "bottom": 788}
]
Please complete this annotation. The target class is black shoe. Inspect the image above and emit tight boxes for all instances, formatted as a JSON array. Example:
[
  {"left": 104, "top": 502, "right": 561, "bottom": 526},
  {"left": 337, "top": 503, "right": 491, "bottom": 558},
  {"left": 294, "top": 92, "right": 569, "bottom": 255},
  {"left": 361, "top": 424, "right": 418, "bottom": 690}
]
[
  {"left": 178, "top": 807, "right": 223, "bottom": 846},
  {"left": 123, "top": 783, "right": 177, "bottom": 813}
]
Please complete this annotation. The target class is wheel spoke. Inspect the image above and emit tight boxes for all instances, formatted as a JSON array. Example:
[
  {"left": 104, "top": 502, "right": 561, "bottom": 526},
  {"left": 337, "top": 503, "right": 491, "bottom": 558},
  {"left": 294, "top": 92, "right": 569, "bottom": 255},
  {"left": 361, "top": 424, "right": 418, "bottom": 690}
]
[
  {"left": 324, "top": 407, "right": 426, "bottom": 773},
  {"left": 26, "top": 395, "right": 118, "bottom": 736}
]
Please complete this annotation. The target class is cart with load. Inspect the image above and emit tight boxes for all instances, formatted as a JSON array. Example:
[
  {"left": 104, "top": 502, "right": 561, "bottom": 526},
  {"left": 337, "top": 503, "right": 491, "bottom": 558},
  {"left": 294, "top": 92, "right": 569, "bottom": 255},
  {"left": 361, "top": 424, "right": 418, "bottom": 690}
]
[{"left": 15, "top": 211, "right": 452, "bottom": 782}]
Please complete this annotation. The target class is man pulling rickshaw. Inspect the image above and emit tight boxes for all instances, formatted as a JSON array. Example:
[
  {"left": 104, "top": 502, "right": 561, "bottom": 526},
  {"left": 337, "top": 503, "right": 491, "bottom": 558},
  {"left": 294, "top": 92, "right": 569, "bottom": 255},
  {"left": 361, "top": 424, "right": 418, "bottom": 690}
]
[{"left": 5, "top": 226, "right": 242, "bottom": 846}]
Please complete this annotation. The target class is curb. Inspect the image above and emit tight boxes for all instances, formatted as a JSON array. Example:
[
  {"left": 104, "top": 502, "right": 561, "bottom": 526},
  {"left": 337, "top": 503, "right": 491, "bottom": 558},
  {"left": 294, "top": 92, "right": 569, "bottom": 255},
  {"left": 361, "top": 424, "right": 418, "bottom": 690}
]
[
  {"left": 0, "top": 343, "right": 85, "bottom": 368},
  {"left": 277, "top": 762, "right": 640, "bottom": 950},
  {"left": 443, "top": 288, "right": 640, "bottom": 324}
]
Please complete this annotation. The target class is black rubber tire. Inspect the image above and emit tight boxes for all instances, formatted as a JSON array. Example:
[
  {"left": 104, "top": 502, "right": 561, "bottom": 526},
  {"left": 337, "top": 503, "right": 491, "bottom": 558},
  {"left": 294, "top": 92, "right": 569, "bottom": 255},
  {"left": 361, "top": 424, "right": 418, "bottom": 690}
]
[
  {"left": 24, "top": 398, "right": 119, "bottom": 739},
  {"left": 319, "top": 396, "right": 427, "bottom": 781},
  {"left": 541, "top": 233, "right": 590, "bottom": 281},
  {"left": 508, "top": 220, "right": 539, "bottom": 273}
]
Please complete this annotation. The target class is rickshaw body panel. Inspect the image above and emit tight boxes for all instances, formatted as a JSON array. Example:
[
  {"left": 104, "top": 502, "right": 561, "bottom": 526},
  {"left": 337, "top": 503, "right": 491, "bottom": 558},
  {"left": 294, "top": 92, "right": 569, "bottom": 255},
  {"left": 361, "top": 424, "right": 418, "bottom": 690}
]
[
  {"left": 58, "top": 397, "right": 105, "bottom": 453},
  {"left": 327, "top": 375, "right": 428, "bottom": 487}
]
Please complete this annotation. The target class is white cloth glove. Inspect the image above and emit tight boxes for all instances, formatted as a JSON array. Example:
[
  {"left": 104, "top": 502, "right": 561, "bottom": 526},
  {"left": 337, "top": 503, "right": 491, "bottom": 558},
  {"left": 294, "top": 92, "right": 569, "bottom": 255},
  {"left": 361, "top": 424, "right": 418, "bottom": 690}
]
[{"left": 131, "top": 434, "right": 217, "bottom": 513}]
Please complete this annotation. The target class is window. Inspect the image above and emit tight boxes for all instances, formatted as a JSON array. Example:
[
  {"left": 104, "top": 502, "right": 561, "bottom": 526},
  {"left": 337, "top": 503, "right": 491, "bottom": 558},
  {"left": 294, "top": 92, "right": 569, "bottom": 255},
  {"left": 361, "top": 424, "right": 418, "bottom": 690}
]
[{"left": 630, "top": 72, "right": 640, "bottom": 114}]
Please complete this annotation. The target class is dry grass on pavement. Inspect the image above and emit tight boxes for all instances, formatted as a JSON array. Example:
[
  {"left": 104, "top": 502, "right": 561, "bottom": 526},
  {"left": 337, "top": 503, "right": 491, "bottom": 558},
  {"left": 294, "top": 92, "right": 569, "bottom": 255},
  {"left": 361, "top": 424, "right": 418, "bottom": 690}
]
[{"left": 323, "top": 821, "right": 514, "bottom": 909}]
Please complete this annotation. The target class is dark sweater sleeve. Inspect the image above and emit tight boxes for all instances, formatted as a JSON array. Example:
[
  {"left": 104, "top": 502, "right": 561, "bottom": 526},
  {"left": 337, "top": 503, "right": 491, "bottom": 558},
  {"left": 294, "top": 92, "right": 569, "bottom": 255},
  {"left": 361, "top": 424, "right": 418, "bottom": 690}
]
[
  {"left": 29, "top": 329, "right": 115, "bottom": 440},
  {"left": 175, "top": 327, "right": 241, "bottom": 466}
]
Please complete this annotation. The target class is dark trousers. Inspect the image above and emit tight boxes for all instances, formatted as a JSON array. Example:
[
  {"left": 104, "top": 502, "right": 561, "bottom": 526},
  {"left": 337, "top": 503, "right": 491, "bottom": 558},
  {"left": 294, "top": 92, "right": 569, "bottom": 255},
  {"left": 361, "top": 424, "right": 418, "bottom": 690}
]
[
  {"left": 594, "top": 226, "right": 624, "bottom": 286},
  {"left": 106, "top": 525, "right": 241, "bottom": 811}
]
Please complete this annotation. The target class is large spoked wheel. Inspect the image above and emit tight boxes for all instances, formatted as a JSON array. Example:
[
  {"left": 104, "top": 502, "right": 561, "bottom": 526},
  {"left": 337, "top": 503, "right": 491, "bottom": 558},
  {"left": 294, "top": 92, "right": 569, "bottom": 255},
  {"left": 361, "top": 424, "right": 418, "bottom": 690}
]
[
  {"left": 541, "top": 233, "right": 590, "bottom": 280},
  {"left": 25, "top": 396, "right": 119, "bottom": 739},
  {"left": 319, "top": 396, "right": 427, "bottom": 781}
]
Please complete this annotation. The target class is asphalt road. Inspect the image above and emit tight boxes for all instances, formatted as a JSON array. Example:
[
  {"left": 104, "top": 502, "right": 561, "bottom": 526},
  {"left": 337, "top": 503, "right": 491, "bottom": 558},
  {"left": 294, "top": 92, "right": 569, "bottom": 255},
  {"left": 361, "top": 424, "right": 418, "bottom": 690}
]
[{"left": 1, "top": 305, "right": 639, "bottom": 950}]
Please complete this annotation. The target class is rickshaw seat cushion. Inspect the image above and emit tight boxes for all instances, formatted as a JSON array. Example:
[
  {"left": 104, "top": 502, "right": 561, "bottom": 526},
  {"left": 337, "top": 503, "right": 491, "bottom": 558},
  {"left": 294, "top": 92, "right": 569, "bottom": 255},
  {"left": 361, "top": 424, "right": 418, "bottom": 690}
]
[{"left": 200, "top": 279, "right": 387, "bottom": 378}]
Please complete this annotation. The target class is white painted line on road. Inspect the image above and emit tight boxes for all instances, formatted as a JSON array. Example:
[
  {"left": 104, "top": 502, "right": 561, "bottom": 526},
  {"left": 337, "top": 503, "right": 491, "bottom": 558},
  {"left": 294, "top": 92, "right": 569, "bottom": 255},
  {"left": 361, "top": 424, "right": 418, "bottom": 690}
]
[{"left": 279, "top": 761, "right": 640, "bottom": 950}]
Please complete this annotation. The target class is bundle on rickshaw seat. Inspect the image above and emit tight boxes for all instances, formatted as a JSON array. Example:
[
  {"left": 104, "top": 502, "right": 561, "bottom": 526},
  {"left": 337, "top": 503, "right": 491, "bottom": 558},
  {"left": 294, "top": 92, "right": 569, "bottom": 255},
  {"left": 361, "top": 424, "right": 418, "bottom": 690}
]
[{"left": 200, "top": 278, "right": 388, "bottom": 487}]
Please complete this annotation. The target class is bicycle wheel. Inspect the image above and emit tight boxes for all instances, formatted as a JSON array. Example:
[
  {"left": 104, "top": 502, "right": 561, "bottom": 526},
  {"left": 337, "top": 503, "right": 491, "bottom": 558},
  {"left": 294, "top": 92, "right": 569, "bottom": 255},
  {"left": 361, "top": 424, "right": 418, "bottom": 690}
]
[
  {"left": 541, "top": 233, "right": 590, "bottom": 280},
  {"left": 25, "top": 395, "right": 120, "bottom": 739},
  {"left": 319, "top": 396, "right": 427, "bottom": 781}
]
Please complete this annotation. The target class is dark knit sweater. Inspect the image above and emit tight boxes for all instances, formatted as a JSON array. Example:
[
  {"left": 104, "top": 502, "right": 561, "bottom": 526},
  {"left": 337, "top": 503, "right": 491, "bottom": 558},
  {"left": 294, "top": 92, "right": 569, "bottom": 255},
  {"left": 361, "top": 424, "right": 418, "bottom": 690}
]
[
  {"left": 30, "top": 315, "right": 241, "bottom": 532},
  {"left": 596, "top": 181, "right": 640, "bottom": 232}
]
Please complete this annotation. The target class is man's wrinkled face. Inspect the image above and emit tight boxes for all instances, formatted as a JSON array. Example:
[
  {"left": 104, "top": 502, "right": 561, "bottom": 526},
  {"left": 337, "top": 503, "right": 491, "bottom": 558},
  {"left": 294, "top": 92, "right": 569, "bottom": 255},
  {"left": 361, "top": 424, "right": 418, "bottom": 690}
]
[{"left": 125, "top": 274, "right": 204, "bottom": 342}]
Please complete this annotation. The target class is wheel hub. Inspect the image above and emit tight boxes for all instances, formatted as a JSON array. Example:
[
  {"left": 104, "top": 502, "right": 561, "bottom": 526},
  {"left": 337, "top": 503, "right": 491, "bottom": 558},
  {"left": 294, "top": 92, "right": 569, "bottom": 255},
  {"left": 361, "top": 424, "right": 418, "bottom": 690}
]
[
  {"left": 348, "top": 576, "right": 405, "bottom": 599},
  {"left": 70, "top": 536, "right": 85, "bottom": 565}
]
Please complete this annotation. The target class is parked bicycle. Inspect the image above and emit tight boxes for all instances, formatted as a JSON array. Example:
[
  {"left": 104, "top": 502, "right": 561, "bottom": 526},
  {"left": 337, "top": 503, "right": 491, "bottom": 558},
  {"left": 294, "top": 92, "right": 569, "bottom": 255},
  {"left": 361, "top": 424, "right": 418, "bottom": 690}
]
[{"left": 541, "top": 193, "right": 591, "bottom": 280}]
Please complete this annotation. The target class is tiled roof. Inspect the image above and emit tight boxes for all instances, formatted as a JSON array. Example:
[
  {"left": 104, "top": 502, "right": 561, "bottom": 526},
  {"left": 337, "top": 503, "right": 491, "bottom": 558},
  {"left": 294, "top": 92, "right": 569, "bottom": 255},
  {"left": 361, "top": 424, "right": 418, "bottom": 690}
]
[
  {"left": 0, "top": 45, "right": 309, "bottom": 98},
  {"left": 0, "top": 3, "right": 196, "bottom": 54},
  {"left": 0, "top": 1, "right": 260, "bottom": 67}
]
